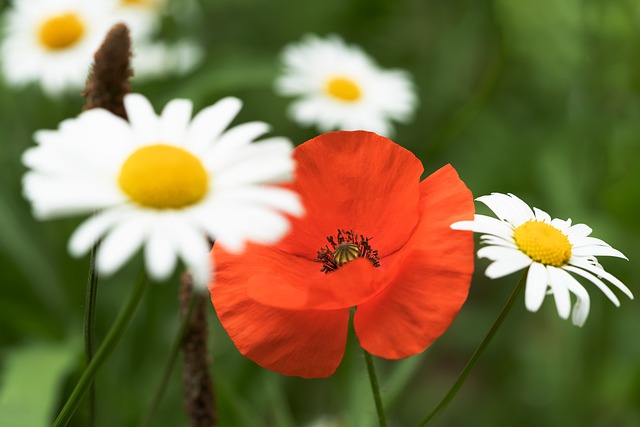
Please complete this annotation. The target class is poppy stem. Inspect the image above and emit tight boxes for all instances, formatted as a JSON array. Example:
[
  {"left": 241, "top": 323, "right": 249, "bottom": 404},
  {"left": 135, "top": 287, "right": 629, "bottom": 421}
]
[
  {"left": 363, "top": 348, "right": 389, "bottom": 427},
  {"left": 141, "top": 284, "right": 198, "bottom": 427},
  {"left": 53, "top": 269, "right": 149, "bottom": 427},
  {"left": 82, "top": 243, "right": 100, "bottom": 427},
  {"left": 417, "top": 271, "right": 527, "bottom": 426}
]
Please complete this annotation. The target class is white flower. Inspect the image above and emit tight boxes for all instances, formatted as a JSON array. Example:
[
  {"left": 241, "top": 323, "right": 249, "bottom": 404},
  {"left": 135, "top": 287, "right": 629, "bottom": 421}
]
[
  {"left": 22, "top": 94, "right": 303, "bottom": 288},
  {"left": 451, "top": 193, "right": 633, "bottom": 327},
  {"left": 1, "top": 0, "right": 114, "bottom": 96},
  {"left": 275, "top": 34, "right": 417, "bottom": 137},
  {"left": 132, "top": 39, "right": 203, "bottom": 80}
]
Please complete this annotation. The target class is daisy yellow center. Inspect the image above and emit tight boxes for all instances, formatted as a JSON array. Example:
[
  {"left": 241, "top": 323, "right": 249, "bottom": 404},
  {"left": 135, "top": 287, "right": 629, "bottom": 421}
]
[
  {"left": 513, "top": 220, "right": 572, "bottom": 267},
  {"left": 118, "top": 144, "right": 208, "bottom": 209},
  {"left": 325, "top": 77, "right": 362, "bottom": 102},
  {"left": 38, "top": 13, "right": 85, "bottom": 50}
]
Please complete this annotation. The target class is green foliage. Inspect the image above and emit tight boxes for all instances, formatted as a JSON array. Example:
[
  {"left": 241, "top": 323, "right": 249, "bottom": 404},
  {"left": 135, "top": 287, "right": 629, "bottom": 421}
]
[{"left": 0, "top": 0, "right": 638, "bottom": 426}]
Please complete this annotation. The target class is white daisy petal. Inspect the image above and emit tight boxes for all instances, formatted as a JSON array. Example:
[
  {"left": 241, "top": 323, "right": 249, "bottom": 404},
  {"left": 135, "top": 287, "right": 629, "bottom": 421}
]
[
  {"left": 451, "top": 215, "right": 514, "bottom": 240},
  {"left": 159, "top": 98, "right": 193, "bottom": 144},
  {"left": 506, "top": 193, "right": 536, "bottom": 224},
  {"left": 569, "top": 259, "right": 633, "bottom": 300},
  {"left": 533, "top": 207, "right": 552, "bottom": 223},
  {"left": 572, "top": 245, "right": 628, "bottom": 260},
  {"left": 186, "top": 97, "right": 242, "bottom": 154},
  {"left": 477, "top": 193, "right": 526, "bottom": 224},
  {"left": 571, "top": 296, "right": 590, "bottom": 328},
  {"left": 484, "top": 253, "right": 532, "bottom": 279},
  {"left": 550, "top": 267, "right": 591, "bottom": 327},
  {"left": 570, "top": 236, "right": 611, "bottom": 248},
  {"left": 124, "top": 94, "right": 160, "bottom": 143},
  {"left": 477, "top": 246, "right": 522, "bottom": 261},
  {"left": 214, "top": 121, "right": 271, "bottom": 152},
  {"left": 96, "top": 217, "right": 149, "bottom": 276},
  {"left": 172, "top": 223, "right": 211, "bottom": 290},
  {"left": 551, "top": 217, "right": 572, "bottom": 231},
  {"left": 213, "top": 186, "right": 303, "bottom": 216},
  {"left": 547, "top": 267, "right": 572, "bottom": 320},
  {"left": 566, "top": 223, "right": 592, "bottom": 239},
  {"left": 68, "top": 207, "right": 132, "bottom": 256},
  {"left": 563, "top": 265, "right": 620, "bottom": 307},
  {"left": 145, "top": 227, "right": 178, "bottom": 281},
  {"left": 524, "top": 262, "right": 548, "bottom": 313},
  {"left": 479, "top": 235, "right": 517, "bottom": 249}
]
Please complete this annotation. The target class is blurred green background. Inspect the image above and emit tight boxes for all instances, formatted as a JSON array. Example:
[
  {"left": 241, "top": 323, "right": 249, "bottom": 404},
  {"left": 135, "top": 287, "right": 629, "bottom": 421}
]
[{"left": 1, "top": 0, "right": 639, "bottom": 426}]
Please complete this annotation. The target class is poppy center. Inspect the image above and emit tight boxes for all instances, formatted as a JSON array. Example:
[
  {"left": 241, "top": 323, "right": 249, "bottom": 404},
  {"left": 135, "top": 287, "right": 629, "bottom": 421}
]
[
  {"left": 325, "top": 76, "right": 361, "bottom": 102},
  {"left": 38, "top": 12, "right": 86, "bottom": 51},
  {"left": 118, "top": 144, "right": 209, "bottom": 209},
  {"left": 316, "top": 229, "right": 380, "bottom": 273},
  {"left": 513, "top": 220, "right": 572, "bottom": 267}
]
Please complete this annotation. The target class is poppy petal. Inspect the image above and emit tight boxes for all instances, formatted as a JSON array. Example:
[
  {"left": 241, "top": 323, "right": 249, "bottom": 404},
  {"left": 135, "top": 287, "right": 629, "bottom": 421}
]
[
  {"left": 246, "top": 255, "right": 385, "bottom": 310},
  {"left": 210, "top": 248, "right": 350, "bottom": 378},
  {"left": 277, "top": 131, "right": 423, "bottom": 259},
  {"left": 354, "top": 165, "right": 474, "bottom": 358}
]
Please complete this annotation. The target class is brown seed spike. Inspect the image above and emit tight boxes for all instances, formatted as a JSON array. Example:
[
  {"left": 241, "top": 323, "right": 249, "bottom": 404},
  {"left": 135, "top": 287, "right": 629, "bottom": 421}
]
[
  {"left": 82, "top": 23, "right": 132, "bottom": 119},
  {"left": 180, "top": 272, "right": 217, "bottom": 427}
]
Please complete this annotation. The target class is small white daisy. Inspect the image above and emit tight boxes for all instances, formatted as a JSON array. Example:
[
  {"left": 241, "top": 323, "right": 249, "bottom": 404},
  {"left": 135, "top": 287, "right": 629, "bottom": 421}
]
[
  {"left": 22, "top": 94, "right": 303, "bottom": 288},
  {"left": 451, "top": 193, "right": 633, "bottom": 326},
  {"left": 1, "top": 0, "right": 114, "bottom": 96},
  {"left": 275, "top": 34, "right": 417, "bottom": 137},
  {"left": 132, "top": 39, "right": 203, "bottom": 80}
]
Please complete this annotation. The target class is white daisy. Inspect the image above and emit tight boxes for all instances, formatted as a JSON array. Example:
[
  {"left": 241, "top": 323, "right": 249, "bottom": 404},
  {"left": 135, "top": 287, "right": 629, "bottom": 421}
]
[
  {"left": 1, "top": 0, "right": 114, "bottom": 96},
  {"left": 451, "top": 193, "right": 633, "bottom": 327},
  {"left": 22, "top": 94, "right": 303, "bottom": 288},
  {"left": 275, "top": 34, "right": 417, "bottom": 137},
  {"left": 132, "top": 39, "right": 203, "bottom": 80}
]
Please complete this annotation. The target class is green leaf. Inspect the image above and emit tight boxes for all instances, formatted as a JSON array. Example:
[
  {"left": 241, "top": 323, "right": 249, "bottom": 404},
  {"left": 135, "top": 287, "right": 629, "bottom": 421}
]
[{"left": 0, "top": 340, "right": 79, "bottom": 427}]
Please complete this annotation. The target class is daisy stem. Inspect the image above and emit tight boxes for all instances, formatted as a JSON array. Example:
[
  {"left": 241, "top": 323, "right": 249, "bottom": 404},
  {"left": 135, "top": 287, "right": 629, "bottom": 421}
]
[
  {"left": 141, "top": 291, "right": 198, "bottom": 427},
  {"left": 417, "top": 272, "right": 527, "bottom": 427},
  {"left": 83, "top": 243, "right": 100, "bottom": 427},
  {"left": 363, "top": 348, "right": 389, "bottom": 427},
  {"left": 53, "top": 269, "right": 150, "bottom": 427}
]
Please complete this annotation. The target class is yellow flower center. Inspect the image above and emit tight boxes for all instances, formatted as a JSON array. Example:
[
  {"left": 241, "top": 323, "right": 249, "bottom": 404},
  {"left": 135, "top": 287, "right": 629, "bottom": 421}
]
[
  {"left": 118, "top": 144, "right": 208, "bottom": 209},
  {"left": 37, "top": 13, "right": 85, "bottom": 51},
  {"left": 513, "top": 220, "right": 572, "bottom": 267},
  {"left": 325, "top": 76, "right": 362, "bottom": 102}
]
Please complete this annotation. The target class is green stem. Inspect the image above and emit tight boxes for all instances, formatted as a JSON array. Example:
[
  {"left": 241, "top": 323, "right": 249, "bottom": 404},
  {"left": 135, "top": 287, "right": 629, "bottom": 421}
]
[
  {"left": 53, "top": 270, "right": 150, "bottom": 427},
  {"left": 83, "top": 243, "right": 100, "bottom": 426},
  {"left": 417, "top": 272, "right": 527, "bottom": 427},
  {"left": 363, "top": 348, "right": 388, "bottom": 427},
  {"left": 141, "top": 292, "right": 197, "bottom": 427}
]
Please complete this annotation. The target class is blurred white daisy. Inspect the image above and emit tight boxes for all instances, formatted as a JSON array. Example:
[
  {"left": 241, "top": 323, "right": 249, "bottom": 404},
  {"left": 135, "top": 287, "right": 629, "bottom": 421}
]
[
  {"left": 451, "top": 193, "right": 633, "bottom": 327},
  {"left": 22, "top": 94, "right": 302, "bottom": 288},
  {"left": 275, "top": 34, "right": 417, "bottom": 137},
  {"left": 0, "top": 0, "right": 114, "bottom": 96},
  {"left": 132, "top": 39, "right": 203, "bottom": 80},
  {"left": 110, "top": 0, "right": 166, "bottom": 41}
]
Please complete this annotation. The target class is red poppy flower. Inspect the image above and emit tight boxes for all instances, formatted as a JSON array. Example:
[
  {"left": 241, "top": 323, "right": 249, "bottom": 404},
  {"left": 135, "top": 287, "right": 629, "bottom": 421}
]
[{"left": 209, "top": 131, "right": 474, "bottom": 378}]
